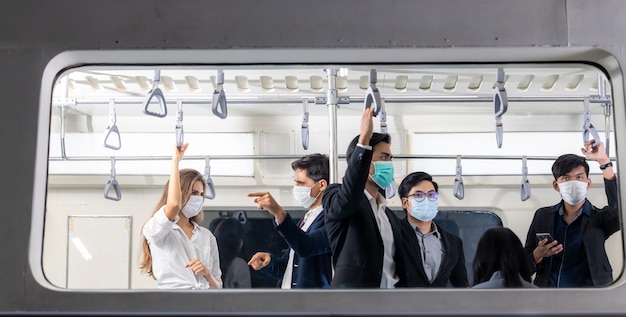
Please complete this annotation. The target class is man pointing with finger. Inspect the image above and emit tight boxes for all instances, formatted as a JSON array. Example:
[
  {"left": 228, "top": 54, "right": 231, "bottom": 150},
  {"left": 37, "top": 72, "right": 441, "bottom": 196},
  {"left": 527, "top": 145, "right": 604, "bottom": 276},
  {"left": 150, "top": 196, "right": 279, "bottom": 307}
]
[{"left": 247, "top": 153, "right": 332, "bottom": 288}]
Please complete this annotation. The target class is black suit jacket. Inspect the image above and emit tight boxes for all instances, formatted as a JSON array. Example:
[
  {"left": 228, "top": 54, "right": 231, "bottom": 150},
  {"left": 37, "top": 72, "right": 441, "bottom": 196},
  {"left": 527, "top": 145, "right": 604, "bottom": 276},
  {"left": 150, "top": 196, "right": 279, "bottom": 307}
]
[
  {"left": 262, "top": 212, "right": 332, "bottom": 288},
  {"left": 323, "top": 146, "right": 405, "bottom": 288},
  {"left": 524, "top": 177, "right": 619, "bottom": 287},
  {"left": 398, "top": 218, "right": 468, "bottom": 287}
]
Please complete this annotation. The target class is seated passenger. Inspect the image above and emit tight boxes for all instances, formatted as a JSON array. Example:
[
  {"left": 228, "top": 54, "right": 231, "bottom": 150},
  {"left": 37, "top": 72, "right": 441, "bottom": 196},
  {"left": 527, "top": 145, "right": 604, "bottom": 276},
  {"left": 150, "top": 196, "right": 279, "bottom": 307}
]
[
  {"left": 397, "top": 171, "right": 468, "bottom": 287},
  {"left": 247, "top": 153, "right": 332, "bottom": 288},
  {"left": 472, "top": 227, "right": 536, "bottom": 288},
  {"left": 213, "top": 218, "right": 251, "bottom": 288}
]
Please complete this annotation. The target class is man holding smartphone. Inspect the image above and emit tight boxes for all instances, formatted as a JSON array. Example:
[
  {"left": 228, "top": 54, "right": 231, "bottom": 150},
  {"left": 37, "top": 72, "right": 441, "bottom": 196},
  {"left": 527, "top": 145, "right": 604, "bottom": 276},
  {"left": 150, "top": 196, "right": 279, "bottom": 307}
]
[{"left": 524, "top": 140, "right": 618, "bottom": 287}]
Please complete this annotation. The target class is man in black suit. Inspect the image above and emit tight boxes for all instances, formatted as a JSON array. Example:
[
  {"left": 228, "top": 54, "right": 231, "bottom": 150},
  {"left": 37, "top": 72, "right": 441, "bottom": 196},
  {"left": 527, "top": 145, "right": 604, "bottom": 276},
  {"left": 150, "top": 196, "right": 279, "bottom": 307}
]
[
  {"left": 248, "top": 153, "right": 332, "bottom": 288},
  {"left": 524, "top": 140, "right": 618, "bottom": 287},
  {"left": 323, "top": 107, "right": 405, "bottom": 288},
  {"left": 397, "top": 171, "right": 468, "bottom": 288}
]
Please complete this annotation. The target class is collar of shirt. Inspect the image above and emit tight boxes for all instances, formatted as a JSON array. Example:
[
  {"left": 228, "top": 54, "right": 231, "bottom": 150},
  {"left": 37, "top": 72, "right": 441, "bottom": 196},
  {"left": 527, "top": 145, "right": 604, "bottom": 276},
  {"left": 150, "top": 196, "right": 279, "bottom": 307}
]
[
  {"left": 408, "top": 221, "right": 440, "bottom": 239},
  {"left": 301, "top": 205, "right": 323, "bottom": 232},
  {"left": 174, "top": 217, "right": 199, "bottom": 233},
  {"left": 364, "top": 189, "right": 387, "bottom": 209},
  {"left": 552, "top": 200, "right": 591, "bottom": 218}
]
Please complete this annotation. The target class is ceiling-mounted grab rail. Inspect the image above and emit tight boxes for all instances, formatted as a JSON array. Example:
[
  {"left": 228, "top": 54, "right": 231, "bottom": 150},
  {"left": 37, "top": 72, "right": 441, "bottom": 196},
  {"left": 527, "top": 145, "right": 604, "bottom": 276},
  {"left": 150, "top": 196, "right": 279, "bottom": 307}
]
[
  {"left": 57, "top": 96, "right": 609, "bottom": 108},
  {"left": 301, "top": 99, "right": 309, "bottom": 150},
  {"left": 103, "top": 99, "right": 121, "bottom": 150},
  {"left": 520, "top": 156, "right": 531, "bottom": 201},
  {"left": 493, "top": 67, "right": 508, "bottom": 149},
  {"left": 104, "top": 156, "right": 122, "bottom": 201},
  {"left": 212, "top": 70, "right": 228, "bottom": 119},
  {"left": 142, "top": 70, "right": 167, "bottom": 118},
  {"left": 582, "top": 97, "right": 601, "bottom": 147},
  {"left": 453, "top": 155, "right": 464, "bottom": 200},
  {"left": 363, "top": 69, "right": 382, "bottom": 116},
  {"left": 204, "top": 157, "right": 216, "bottom": 200},
  {"left": 175, "top": 100, "right": 184, "bottom": 149},
  {"left": 51, "top": 153, "right": 619, "bottom": 162},
  {"left": 379, "top": 98, "right": 388, "bottom": 134}
]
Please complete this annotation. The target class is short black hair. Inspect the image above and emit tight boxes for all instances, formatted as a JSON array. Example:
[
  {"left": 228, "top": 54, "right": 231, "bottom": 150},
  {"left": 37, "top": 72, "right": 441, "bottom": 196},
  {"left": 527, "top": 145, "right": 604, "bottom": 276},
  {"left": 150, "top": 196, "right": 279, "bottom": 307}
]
[
  {"left": 345, "top": 132, "right": 391, "bottom": 163},
  {"left": 398, "top": 172, "right": 439, "bottom": 210},
  {"left": 291, "top": 153, "right": 330, "bottom": 183},
  {"left": 551, "top": 154, "right": 589, "bottom": 180}
]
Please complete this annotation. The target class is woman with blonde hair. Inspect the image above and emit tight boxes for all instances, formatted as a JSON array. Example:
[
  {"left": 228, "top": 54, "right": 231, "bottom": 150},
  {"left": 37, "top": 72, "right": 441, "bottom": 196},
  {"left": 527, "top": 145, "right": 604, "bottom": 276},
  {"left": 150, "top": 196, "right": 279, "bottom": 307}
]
[{"left": 139, "top": 143, "right": 222, "bottom": 289}]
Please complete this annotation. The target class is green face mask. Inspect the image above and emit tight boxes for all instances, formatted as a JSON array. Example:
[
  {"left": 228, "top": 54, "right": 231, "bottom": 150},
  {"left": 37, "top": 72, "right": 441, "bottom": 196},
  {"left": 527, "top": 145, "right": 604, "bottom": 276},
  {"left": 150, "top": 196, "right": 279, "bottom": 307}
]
[{"left": 370, "top": 161, "right": 394, "bottom": 189}]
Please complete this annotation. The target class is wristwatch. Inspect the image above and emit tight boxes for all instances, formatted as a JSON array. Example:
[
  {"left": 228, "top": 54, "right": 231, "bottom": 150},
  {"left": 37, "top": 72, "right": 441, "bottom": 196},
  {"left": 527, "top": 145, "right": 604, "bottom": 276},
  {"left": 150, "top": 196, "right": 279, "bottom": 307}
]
[{"left": 600, "top": 162, "right": 613, "bottom": 170}]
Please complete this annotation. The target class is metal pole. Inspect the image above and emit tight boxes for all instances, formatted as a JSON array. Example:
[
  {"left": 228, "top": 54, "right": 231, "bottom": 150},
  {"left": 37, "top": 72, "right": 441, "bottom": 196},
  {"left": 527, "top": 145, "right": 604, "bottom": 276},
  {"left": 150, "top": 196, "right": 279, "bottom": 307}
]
[
  {"left": 598, "top": 74, "right": 612, "bottom": 156},
  {"left": 325, "top": 68, "right": 339, "bottom": 183}
]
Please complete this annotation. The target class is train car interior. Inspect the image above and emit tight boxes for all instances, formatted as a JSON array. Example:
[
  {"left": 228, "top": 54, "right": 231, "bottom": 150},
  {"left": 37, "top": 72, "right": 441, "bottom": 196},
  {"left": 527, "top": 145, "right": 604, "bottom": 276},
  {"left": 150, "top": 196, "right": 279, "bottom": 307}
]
[{"left": 41, "top": 61, "right": 621, "bottom": 291}]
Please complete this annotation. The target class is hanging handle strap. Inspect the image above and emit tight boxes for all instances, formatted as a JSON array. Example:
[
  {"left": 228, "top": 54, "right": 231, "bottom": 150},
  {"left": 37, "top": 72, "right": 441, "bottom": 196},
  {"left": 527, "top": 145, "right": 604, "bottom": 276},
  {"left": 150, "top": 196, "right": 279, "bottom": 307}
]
[
  {"left": 204, "top": 157, "right": 216, "bottom": 200},
  {"left": 212, "top": 70, "right": 228, "bottom": 119},
  {"left": 175, "top": 100, "right": 184, "bottom": 149},
  {"left": 493, "top": 68, "right": 508, "bottom": 148},
  {"left": 301, "top": 99, "right": 309, "bottom": 150},
  {"left": 103, "top": 99, "right": 121, "bottom": 150},
  {"left": 453, "top": 155, "right": 464, "bottom": 200},
  {"left": 582, "top": 97, "right": 601, "bottom": 147},
  {"left": 142, "top": 70, "right": 168, "bottom": 118},
  {"left": 520, "top": 156, "right": 531, "bottom": 201},
  {"left": 379, "top": 98, "right": 387, "bottom": 133},
  {"left": 363, "top": 69, "right": 382, "bottom": 116},
  {"left": 104, "top": 157, "right": 122, "bottom": 201}
]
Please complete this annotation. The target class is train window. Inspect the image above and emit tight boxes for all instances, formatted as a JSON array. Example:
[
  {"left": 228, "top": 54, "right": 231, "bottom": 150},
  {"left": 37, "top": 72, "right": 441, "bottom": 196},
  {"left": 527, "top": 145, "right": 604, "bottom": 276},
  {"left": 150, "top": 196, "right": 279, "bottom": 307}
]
[{"left": 41, "top": 62, "right": 621, "bottom": 290}]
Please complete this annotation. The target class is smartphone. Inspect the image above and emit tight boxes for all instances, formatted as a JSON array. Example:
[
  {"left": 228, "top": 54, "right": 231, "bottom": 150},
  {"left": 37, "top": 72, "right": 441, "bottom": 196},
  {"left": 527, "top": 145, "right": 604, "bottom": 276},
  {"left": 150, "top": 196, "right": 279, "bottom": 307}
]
[{"left": 536, "top": 232, "right": 554, "bottom": 243}]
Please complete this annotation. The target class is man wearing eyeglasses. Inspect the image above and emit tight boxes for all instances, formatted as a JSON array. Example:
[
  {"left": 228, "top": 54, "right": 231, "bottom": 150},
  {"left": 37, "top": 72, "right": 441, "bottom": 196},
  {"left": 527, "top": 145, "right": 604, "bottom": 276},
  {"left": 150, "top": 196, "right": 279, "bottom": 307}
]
[{"left": 396, "top": 171, "right": 469, "bottom": 287}]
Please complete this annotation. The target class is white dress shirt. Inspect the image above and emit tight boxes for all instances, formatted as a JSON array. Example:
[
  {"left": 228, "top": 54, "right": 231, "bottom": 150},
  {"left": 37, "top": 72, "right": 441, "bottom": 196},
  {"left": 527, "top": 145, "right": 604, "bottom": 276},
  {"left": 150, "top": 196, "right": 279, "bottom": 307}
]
[
  {"left": 364, "top": 190, "right": 399, "bottom": 288},
  {"left": 280, "top": 205, "right": 323, "bottom": 289},
  {"left": 143, "top": 207, "right": 222, "bottom": 289}
]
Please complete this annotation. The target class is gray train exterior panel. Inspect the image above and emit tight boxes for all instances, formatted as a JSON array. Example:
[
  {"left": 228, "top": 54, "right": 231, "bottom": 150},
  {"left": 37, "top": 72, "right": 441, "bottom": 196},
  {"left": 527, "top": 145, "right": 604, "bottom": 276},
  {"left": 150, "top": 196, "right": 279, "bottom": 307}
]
[{"left": 2, "top": 0, "right": 626, "bottom": 315}]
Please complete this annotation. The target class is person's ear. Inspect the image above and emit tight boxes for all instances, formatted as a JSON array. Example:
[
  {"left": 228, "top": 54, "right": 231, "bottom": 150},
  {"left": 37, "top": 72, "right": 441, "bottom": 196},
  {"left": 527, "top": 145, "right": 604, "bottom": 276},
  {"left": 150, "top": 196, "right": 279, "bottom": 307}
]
[
  {"left": 401, "top": 197, "right": 409, "bottom": 211},
  {"left": 319, "top": 179, "right": 328, "bottom": 191},
  {"left": 552, "top": 180, "right": 559, "bottom": 191}
]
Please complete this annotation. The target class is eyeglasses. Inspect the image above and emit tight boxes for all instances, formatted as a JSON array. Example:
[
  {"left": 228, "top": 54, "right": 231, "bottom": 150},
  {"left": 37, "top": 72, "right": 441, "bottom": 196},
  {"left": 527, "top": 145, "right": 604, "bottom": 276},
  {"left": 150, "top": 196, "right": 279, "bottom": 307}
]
[{"left": 406, "top": 191, "right": 438, "bottom": 202}]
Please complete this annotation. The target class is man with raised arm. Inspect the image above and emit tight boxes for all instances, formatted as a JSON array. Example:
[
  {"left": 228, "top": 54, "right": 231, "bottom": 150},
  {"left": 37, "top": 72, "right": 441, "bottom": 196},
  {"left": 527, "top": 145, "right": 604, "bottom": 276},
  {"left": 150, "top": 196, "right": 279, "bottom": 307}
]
[
  {"left": 524, "top": 140, "right": 618, "bottom": 287},
  {"left": 323, "top": 107, "right": 405, "bottom": 288}
]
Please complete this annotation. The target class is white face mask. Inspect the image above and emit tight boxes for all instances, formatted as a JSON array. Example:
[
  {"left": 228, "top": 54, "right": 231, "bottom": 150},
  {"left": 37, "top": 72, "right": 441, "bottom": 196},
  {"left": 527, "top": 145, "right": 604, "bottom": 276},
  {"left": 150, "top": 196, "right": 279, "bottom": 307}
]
[
  {"left": 557, "top": 180, "right": 588, "bottom": 205},
  {"left": 292, "top": 182, "right": 320, "bottom": 209},
  {"left": 181, "top": 195, "right": 204, "bottom": 218}
]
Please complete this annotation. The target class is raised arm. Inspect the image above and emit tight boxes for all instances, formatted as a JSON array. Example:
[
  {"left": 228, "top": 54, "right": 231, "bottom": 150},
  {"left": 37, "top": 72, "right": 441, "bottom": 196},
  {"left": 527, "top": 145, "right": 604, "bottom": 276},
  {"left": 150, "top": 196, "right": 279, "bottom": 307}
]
[{"left": 163, "top": 143, "right": 189, "bottom": 221}]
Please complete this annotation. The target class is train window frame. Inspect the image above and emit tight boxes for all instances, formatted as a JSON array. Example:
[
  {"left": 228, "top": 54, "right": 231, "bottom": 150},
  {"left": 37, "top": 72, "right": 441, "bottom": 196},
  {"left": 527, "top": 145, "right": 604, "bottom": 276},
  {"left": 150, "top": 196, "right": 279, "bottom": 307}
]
[{"left": 32, "top": 48, "right": 625, "bottom": 304}]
